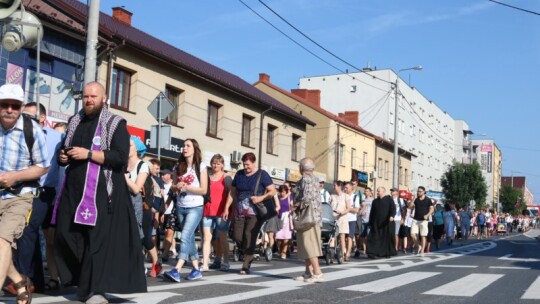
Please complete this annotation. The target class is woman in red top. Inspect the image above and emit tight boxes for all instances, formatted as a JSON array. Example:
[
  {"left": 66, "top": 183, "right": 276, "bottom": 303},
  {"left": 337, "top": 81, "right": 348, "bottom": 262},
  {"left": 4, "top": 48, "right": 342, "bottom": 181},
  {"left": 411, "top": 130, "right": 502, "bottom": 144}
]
[{"left": 201, "top": 154, "right": 232, "bottom": 271}]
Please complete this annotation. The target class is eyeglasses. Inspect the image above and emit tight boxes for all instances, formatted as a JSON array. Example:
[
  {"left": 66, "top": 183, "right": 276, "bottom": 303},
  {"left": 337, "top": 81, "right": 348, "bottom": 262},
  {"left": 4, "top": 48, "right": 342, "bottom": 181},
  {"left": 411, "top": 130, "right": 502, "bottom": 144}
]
[{"left": 0, "top": 103, "right": 22, "bottom": 110}]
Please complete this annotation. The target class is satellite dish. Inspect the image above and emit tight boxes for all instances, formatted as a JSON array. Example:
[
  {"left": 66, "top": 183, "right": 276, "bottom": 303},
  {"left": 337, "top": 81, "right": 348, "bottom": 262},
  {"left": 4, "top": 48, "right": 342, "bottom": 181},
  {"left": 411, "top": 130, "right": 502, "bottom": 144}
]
[
  {"left": 2, "top": 10, "right": 43, "bottom": 52},
  {"left": 0, "top": 0, "right": 20, "bottom": 19}
]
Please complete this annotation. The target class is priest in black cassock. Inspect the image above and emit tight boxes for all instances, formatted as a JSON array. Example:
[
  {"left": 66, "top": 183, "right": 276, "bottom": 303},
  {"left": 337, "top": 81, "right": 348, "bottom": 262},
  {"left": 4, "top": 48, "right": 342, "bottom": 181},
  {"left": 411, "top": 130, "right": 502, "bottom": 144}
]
[
  {"left": 54, "top": 82, "right": 146, "bottom": 303},
  {"left": 367, "top": 187, "right": 397, "bottom": 258}
]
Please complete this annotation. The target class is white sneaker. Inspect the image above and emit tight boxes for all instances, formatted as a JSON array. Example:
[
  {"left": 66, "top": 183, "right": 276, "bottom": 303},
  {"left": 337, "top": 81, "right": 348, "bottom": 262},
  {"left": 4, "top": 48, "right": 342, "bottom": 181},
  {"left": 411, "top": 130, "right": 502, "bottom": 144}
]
[
  {"left": 294, "top": 273, "right": 311, "bottom": 281},
  {"left": 200, "top": 266, "right": 209, "bottom": 272},
  {"left": 305, "top": 273, "right": 324, "bottom": 283}
]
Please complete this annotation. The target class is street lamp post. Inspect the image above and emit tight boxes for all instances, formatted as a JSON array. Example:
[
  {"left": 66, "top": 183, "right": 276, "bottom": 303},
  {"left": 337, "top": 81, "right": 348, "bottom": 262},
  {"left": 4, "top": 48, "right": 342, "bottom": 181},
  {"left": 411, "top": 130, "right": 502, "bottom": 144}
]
[{"left": 393, "top": 66, "right": 422, "bottom": 190}]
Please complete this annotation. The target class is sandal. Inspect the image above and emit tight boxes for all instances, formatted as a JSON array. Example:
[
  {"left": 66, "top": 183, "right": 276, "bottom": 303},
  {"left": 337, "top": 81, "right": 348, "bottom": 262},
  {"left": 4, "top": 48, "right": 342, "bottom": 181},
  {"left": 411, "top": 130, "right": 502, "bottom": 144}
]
[
  {"left": 44, "top": 278, "right": 60, "bottom": 291},
  {"left": 13, "top": 275, "right": 32, "bottom": 304}
]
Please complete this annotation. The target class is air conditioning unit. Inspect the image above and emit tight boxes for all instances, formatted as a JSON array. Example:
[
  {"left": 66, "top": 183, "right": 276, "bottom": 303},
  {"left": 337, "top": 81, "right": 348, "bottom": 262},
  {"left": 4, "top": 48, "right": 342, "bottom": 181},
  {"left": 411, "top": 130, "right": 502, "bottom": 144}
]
[
  {"left": 370, "top": 171, "right": 378, "bottom": 180},
  {"left": 231, "top": 150, "right": 242, "bottom": 164}
]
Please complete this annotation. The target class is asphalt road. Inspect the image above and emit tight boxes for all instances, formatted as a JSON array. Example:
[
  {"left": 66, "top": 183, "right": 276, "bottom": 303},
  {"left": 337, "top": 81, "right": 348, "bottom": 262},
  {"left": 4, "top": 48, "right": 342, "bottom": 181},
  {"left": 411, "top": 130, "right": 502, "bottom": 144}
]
[{"left": 2, "top": 230, "right": 540, "bottom": 304}]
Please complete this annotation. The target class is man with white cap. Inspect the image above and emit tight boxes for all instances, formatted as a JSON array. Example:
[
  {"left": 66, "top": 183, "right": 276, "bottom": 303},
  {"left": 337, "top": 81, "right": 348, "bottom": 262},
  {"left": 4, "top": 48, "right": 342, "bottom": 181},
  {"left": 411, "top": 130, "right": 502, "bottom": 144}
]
[{"left": 0, "top": 83, "right": 49, "bottom": 304}]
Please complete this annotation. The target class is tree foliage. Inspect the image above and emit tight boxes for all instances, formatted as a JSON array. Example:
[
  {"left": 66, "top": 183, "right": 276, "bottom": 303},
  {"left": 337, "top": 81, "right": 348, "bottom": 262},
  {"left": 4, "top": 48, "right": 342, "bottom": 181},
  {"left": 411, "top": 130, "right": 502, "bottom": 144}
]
[
  {"left": 440, "top": 161, "right": 487, "bottom": 209},
  {"left": 499, "top": 185, "right": 525, "bottom": 215}
]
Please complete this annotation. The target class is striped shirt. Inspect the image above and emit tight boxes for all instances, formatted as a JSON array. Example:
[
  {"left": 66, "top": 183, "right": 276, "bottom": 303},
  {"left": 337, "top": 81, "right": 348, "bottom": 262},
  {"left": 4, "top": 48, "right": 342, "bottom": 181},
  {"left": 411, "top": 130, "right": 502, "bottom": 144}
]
[{"left": 0, "top": 115, "right": 49, "bottom": 198}]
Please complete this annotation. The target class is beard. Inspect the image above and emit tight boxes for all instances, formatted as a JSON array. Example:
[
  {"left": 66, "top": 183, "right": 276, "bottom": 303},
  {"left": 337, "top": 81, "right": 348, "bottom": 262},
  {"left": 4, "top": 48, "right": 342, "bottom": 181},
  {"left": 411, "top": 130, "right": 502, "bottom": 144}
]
[{"left": 84, "top": 102, "right": 104, "bottom": 116}]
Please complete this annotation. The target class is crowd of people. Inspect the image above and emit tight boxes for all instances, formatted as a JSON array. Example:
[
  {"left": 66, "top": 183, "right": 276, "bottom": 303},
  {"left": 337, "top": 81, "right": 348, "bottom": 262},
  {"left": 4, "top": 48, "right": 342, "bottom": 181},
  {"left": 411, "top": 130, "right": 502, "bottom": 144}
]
[{"left": 0, "top": 81, "right": 537, "bottom": 304}]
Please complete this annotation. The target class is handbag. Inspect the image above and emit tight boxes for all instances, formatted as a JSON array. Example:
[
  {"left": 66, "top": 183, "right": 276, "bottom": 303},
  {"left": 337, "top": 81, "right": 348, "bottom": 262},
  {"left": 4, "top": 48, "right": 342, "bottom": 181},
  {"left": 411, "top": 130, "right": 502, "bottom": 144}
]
[
  {"left": 293, "top": 203, "right": 317, "bottom": 232},
  {"left": 252, "top": 169, "right": 276, "bottom": 220}
]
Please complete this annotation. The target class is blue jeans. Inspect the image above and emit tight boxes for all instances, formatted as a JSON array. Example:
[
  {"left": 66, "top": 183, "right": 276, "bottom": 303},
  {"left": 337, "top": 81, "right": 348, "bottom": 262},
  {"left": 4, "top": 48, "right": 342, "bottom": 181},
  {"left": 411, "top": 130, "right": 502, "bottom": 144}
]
[{"left": 176, "top": 206, "right": 203, "bottom": 262}]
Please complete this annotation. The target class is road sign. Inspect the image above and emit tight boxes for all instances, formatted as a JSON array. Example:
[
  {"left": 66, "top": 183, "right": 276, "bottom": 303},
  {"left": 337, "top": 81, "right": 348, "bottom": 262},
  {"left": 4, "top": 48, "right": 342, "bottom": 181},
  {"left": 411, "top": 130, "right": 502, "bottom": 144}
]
[
  {"left": 150, "top": 125, "right": 171, "bottom": 149},
  {"left": 147, "top": 92, "right": 175, "bottom": 121}
]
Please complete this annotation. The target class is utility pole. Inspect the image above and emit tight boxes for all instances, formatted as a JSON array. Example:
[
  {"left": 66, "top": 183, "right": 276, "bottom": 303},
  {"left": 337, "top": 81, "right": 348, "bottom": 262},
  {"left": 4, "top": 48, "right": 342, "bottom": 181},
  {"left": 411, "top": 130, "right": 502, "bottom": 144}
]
[{"left": 84, "top": 0, "right": 100, "bottom": 84}]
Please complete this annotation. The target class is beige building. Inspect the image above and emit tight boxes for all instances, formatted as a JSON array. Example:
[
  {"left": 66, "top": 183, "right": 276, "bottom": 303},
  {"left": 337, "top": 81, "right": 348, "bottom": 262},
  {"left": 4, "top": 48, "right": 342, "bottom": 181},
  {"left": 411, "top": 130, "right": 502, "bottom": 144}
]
[
  {"left": 471, "top": 139, "right": 503, "bottom": 210},
  {"left": 373, "top": 138, "right": 415, "bottom": 192},
  {"left": 255, "top": 74, "right": 376, "bottom": 187},
  {"left": 15, "top": 3, "right": 314, "bottom": 182}
]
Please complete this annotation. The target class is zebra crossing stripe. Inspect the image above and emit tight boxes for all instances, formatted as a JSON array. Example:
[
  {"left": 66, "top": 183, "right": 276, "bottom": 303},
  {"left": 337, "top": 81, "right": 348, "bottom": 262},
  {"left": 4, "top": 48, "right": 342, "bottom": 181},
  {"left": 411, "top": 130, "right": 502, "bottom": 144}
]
[
  {"left": 423, "top": 273, "right": 503, "bottom": 297},
  {"left": 338, "top": 271, "right": 440, "bottom": 293},
  {"left": 521, "top": 276, "right": 540, "bottom": 299}
]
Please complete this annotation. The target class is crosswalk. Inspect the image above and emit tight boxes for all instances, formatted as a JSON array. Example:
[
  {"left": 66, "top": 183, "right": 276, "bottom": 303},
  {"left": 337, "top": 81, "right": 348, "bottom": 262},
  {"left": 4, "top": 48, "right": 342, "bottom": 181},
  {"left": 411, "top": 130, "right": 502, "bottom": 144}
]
[
  {"left": 19, "top": 264, "right": 540, "bottom": 303},
  {"left": 5, "top": 239, "right": 539, "bottom": 303}
]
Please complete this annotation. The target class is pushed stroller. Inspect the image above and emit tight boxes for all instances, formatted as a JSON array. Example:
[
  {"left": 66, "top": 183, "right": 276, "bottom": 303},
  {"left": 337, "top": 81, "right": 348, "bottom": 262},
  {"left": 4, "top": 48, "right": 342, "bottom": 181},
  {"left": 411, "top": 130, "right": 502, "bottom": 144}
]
[{"left": 320, "top": 202, "right": 343, "bottom": 265}]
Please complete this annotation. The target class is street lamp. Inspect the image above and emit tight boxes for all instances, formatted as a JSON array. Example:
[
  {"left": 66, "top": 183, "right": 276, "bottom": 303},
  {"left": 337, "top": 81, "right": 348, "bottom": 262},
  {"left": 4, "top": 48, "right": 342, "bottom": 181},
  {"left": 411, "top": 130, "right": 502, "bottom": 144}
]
[{"left": 393, "top": 66, "right": 422, "bottom": 190}]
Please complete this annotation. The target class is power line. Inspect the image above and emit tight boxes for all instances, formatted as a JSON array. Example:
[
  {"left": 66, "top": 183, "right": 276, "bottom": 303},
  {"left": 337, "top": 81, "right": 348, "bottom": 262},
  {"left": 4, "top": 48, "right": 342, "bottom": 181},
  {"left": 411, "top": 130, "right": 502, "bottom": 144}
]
[
  {"left": 238, "top": 0, "right": 345, "bottom": 75},
  {"left": 258, "top": 0, "right": 393, "bottom": 85},
  {"left": 488, "top": 0, "right": 540, "bottom": 16},
  {"left": 239, "top": 0, "right": 391, "bottom": 92}
]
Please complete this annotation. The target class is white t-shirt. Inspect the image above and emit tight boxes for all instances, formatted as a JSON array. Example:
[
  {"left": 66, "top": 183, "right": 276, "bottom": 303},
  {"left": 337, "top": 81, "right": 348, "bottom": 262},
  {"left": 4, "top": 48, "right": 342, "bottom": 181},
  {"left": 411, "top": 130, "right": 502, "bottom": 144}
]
[
  {"left": 176, "top": 162, "right": 207, "bottom": 208},
  {"left": 346, "top": 193, "right": 360, "bottom": 222},
  {"left": 129, "top": 160, "right": 149, "bottom": 184},
  {"left": 485, "top": 211, "right": 492, "bottom": 223},
  {"left": 393, "top": 197, "right": 404, "bottom": 221},
  {"left": 320, "top": 188, "right": 330, "bottom": 203},
  {"left": 362, "top": 198, "right": 373, "bottom": 223},
  {"left": 163, "top": 181, "right": 173, "bottom": 214}
]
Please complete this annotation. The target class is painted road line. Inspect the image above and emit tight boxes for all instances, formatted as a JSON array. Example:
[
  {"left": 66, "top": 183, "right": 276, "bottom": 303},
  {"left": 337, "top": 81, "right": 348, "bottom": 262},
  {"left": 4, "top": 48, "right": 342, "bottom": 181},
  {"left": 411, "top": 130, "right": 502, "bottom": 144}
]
[
  {"left": 489, "top": 266, "right": 531, "bottom": 270},
  {"left": 339, "top": 271, "right": 440, "bottom": 293},
  {"left": 498, "top": 254, "right": 540, "bottom": 262},
  {"left": 521, "top": 275, "right": 540, "bottom": 299},
  {"left": 184, "top": 268, "right": 378, "bottom": 304},
  {"left": 524, "top": 229, "right": 540, "bottom": 239},
  {"left": 423, "top": 273, "right": 504, "bottom": 297},
  {"left": 436, "top": 265, "right": 478, "bottom": 268}
]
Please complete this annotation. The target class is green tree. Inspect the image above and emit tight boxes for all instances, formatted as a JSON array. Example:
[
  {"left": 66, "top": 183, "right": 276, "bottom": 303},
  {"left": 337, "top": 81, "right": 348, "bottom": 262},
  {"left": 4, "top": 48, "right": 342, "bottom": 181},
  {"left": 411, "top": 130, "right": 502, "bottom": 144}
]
[
  {"left": 500, "top": 185, "right": 525, "bottom": 215},
  {"left": 440, "top": 161, "right": 487, "bottom": 209}
]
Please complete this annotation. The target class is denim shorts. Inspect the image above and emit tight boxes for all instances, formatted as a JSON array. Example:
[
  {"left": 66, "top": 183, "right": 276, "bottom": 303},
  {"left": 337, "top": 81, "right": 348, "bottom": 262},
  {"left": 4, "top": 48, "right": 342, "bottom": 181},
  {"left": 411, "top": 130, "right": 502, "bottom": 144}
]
[{"left": 202, "top": 216, "right": 230, "bottom": 232}]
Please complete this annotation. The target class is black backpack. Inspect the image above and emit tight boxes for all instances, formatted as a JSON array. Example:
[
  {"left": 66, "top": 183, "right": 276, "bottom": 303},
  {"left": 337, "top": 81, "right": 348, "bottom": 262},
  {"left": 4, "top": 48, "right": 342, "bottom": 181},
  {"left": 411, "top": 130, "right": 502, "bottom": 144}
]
[{"left": 137, "top": 161, "right": 155, "bottom": 210}]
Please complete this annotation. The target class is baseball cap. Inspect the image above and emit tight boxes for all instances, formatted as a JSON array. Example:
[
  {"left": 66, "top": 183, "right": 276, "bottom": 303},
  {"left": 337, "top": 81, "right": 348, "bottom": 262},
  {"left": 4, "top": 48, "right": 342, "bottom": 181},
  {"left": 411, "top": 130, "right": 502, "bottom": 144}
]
[
  {"left": 0, "top": 84, "right": 25, "bottom": 103},
  {"left": 318, "top": 176, "right": 325, "bottom": 183},
  {"left": 160, "top": 168, "right": 173, "bottom": 175}
]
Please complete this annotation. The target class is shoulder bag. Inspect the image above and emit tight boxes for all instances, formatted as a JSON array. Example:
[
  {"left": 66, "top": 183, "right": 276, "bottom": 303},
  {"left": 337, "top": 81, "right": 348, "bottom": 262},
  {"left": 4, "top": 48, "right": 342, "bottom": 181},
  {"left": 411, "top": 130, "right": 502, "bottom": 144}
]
[
  {"left": 252, "top": 169, "right": 277, "bottom": 220},
  {"left": 293, "top": 202, "right": 317, "bottom": 232}
]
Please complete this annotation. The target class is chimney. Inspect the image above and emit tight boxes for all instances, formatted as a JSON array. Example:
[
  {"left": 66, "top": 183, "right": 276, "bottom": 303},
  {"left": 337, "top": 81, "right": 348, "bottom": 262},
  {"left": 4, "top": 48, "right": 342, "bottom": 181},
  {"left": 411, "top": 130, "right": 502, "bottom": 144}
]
[
  {"left": 258, "top": 73, "right": 270, "bottom": 83},
  {"left": 292, "top": 89, "right": 320, "bottom": 107},
  {"left": 339, "top": 111, "right": 359, "bottom": 126},
  {"left": 112, "top": 6, "right": 132, "bottom": 26}
]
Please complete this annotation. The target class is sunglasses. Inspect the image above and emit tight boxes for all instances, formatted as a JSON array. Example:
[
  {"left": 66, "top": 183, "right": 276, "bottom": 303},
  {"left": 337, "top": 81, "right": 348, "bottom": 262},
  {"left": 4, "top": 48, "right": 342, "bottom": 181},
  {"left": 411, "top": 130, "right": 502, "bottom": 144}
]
[{"left": 0, "top": 102, "right": 22, "bottom": 110}]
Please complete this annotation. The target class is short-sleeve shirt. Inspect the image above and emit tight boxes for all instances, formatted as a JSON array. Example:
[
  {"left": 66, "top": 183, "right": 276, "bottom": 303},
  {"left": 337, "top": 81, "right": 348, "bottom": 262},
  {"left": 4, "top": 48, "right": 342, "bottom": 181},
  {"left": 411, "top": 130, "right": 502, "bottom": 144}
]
[
  {"left": 176, "top": 162, "right": 207, "bottom": 208},
  {"left": 346, "top": 193, "right": 360, "bottom": 222},
  {"left": 232, "top": 169, "right": 273, "bottom": 202},
  {"left": 413, "top": 196, "right": 432, "bottom": 220}
]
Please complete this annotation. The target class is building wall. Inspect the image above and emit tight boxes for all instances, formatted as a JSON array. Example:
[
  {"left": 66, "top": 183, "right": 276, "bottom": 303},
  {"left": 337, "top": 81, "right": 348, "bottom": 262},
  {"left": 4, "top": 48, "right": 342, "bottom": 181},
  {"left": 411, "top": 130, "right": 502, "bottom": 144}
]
[
  {"left": 471, "top": 139, "right": 501, "bottom": 209},
  {"left": 454, "top": 120, "right": 472, "bottom": 164},
  {"left": 254, "top": 79, "right": 376, "bottom": 185},
  {"left": 374, "top": 145, "right": 412, "bottom": 191},
  {"left": 299, "top": 70, "right": 455, "bottom": 192},
  {"left": 95, "top": 46, "right": 307, "bottom": 177}
]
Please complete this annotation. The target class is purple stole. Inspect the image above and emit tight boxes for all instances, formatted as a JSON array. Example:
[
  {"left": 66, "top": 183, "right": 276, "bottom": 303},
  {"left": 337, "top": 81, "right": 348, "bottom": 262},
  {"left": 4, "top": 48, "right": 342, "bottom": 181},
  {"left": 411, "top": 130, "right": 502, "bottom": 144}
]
[{"left": 73, "top": 123, "right": 102, "bottom": 226}]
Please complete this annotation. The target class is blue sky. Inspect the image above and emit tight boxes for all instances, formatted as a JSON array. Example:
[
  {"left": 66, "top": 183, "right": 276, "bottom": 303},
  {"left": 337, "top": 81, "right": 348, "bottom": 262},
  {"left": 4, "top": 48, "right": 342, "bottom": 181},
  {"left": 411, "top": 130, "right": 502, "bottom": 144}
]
[{"left": 92, "top": 0, "right": 540, "bottom": 203}]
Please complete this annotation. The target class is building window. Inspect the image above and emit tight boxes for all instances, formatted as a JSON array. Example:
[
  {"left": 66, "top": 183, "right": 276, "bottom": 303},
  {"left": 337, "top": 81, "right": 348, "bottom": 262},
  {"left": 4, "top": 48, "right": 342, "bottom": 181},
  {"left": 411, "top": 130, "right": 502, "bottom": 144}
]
[
  {"left": 292, "top": 134, "right": 301, "bottom": 161},
  {"left": 405, "top": 168, "right": 409, "bottom": 186},
  {"left": 110, "top": 66, "right": 132, "bottom": 109},
  {"left": 339, "top": 144, "right": 345, "bottom": 166},
  {"left": 384, "top": 160, "right": 389, "bottom": 180},
  {"left": 377, "top": 158, "right": 383, "bottom": 178},
  {"left": 242, "top": 114, "right": 254, "bottom": 147},
  {"left": 351, "top": 148, "right": 356, "bottom": 168},
  {"left": 399, "top": 166, "right": 403, "bottom": 184},
  {"left": 363, "top": 152, "right": 368, "bottom": 171},
  {"left": 165, "top": 85, "right": 184, "bottom": 125},
  {"left": 267, "top": 124, "right": 278, "bottom": 155},
  {"left": 206, "top": 102, "right": 221, "bottom": 138}
]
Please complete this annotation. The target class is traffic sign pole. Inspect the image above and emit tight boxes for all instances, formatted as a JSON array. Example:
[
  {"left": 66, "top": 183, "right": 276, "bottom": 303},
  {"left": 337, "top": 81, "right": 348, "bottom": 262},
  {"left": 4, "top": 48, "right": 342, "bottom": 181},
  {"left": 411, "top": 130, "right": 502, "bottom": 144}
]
[{"left": 157, "top": 94, "right": 162, "bottom": 160}]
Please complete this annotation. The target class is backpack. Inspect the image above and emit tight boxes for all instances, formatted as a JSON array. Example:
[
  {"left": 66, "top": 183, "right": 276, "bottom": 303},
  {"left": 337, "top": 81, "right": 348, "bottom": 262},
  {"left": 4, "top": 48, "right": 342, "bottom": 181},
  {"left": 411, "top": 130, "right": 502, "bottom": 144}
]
[
  {"left": 137, "top": 161, "right": 155, "bottom": 211},
  {"left": 434, "top": 210, "right": 444, "bottom": 225}
]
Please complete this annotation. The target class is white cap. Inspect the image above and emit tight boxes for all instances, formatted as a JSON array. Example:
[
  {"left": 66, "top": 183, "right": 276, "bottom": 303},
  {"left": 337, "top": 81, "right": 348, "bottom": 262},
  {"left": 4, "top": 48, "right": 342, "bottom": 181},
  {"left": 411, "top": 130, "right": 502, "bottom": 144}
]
[
  {"left": 0, "top": 83, "right": 25, "bottom": 103},
  {"left": 318, "top": 176, "right": 325, "bottom": 183}
]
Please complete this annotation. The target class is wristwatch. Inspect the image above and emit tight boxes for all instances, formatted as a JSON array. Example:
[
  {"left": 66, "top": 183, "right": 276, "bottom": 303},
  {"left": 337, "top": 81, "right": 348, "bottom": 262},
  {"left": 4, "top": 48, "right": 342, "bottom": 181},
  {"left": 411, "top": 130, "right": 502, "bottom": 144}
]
[{"left": 87, "top": 150, "right": 93, "bottom": 160}]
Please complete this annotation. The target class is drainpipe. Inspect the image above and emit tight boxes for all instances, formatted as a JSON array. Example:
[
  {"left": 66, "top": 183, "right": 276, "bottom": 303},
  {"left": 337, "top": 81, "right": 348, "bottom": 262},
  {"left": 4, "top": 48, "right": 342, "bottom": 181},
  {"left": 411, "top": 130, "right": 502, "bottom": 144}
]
[{"left": 258, "top": 107, "right": 272, "bottom": 169}]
